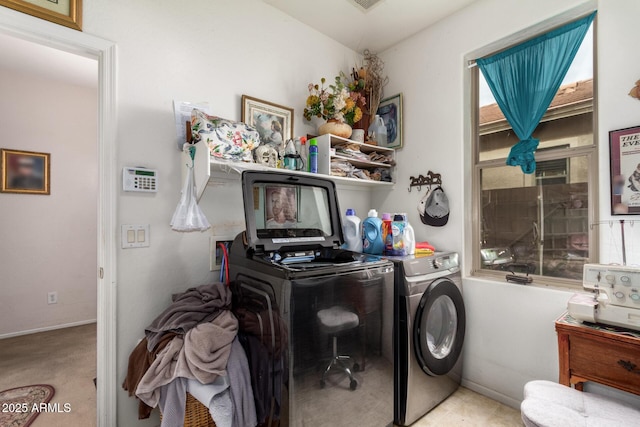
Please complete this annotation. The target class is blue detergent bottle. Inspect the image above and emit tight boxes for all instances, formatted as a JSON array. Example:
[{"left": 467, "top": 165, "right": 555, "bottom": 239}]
[{"left": 362, "top": 209, "right": 384, "bottom": 255}]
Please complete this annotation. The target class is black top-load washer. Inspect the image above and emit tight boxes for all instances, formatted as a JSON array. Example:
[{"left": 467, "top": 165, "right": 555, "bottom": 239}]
[{"left": 229, "top": 171, "right": 394, "bottom": 427}]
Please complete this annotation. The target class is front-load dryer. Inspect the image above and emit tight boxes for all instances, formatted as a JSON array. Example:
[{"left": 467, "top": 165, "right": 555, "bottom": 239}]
[{"left": 391, "top": 252, "right": 465, "bottom": 426}]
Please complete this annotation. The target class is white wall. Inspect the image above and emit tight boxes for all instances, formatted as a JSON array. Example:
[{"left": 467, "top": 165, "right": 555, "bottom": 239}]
[
  {"left": 0, "top": 69, "right": 98, "bottom": 337},
  {"left": 77, "top": 1, "right": 364, "bottom": 425},
  {"left": 375, "top": 0, "right": 640, "bottom": 408},
  {"left": 12, "top": 0, "right": 634, "bottom": 422}
]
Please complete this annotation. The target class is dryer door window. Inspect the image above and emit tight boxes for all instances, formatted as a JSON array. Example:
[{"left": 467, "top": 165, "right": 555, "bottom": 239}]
[
  {"left": 426, "top": 295, "right": 457, "bottom": 359},
  {"left": 414, "top": 278, "right": 465, "bottom": 376}
]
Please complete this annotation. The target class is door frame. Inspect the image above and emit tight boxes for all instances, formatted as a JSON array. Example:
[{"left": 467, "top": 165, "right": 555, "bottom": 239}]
[{"left": 0, "top": 8, "right": 117, "bottom": 426}]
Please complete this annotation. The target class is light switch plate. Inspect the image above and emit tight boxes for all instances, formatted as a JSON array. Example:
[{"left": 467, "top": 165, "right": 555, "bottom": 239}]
[{"left": 121, "top": 224, "right": 150, "bottom": 248}]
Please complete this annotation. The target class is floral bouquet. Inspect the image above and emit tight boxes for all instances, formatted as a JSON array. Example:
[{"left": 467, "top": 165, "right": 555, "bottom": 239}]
[{"left": 303, "top": 73, "right": 365, "bottom": 126}]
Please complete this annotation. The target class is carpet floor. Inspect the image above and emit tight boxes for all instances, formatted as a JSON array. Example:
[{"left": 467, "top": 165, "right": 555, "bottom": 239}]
[{"left": 0, "top": 323, "right": 96, "bottom": 427}]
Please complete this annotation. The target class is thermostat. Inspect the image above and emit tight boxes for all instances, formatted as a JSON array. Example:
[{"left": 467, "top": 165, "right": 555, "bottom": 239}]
[{"left": 123, "top": 167, "right": 158, "bottom": 192}]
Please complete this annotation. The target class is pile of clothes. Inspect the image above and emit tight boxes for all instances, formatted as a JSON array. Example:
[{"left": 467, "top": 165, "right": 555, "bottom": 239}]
[
  {"left": 123, "top": 282, "right": 257, "bottom": 427},
  {"left": 330, "top": 160, "right": 392, "bottom": 182}
]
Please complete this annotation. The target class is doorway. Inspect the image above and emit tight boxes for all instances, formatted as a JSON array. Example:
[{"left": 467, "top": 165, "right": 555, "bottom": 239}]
[
  {"left": 0, "top": 9, "right": 117, "bottom": 426},
  {"left": 0, "top": 30, "right": 98, "bottom": 426}
]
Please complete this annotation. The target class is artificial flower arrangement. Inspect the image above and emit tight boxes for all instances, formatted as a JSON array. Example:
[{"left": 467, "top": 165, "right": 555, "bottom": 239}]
[{"left": 303, "top": 73, "right": 366, "bottom": 126}]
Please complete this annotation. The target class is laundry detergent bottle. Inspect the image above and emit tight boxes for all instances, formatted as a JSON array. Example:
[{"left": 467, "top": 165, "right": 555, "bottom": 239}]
[
  {"left": 401, "top": 213, "right": 416, "bottom": 255},
  {"left": 382, "top": 213, "right": 393, "bottom": 255},
  {"left": 392, "top": 214, "right": 407, "bottom": 256},
  {"left": 343, "top": 209, "right": 363, "bottom": 253},
  {"left": 362, "top": 209, "right": 384, "bottom": 255}
]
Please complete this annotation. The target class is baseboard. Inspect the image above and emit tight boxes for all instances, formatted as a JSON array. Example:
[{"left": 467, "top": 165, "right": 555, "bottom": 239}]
[
  {"left": 461, "top": 379, "right": 522, "bottom": 410},
  {"left": 0, "top": 319, "right": 97, "bottom": 340}
]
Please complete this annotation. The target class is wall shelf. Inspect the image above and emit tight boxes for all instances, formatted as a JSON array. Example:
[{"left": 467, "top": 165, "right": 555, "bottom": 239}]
[{"left": 183, "top": 133, "right": 395, "bottom": 200}]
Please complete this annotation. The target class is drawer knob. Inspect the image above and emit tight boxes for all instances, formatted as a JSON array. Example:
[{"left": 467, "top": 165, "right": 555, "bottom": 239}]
[{"left": 618, "top": 359, "right": 640, "bottom": 374}]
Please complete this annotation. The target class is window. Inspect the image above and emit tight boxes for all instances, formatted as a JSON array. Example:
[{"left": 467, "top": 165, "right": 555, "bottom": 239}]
[{"left": 473, "top": 20, "right": 596, "bottom": 284}]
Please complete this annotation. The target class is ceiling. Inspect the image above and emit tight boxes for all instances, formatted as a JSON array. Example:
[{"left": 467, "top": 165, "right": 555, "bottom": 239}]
[
  {"left": 0, "top": 31, "right": 97, "bottom": 88},
  {"left": 0, "top": 0, "right": 478, "bottom": 88},
  {"left": 263, "top": 0, "right": 480, "bottom": 53}
]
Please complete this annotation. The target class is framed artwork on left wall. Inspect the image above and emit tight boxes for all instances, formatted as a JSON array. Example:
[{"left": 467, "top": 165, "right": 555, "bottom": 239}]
[
  {"left": 0, "top": 0, "right": 82, "bottom": 31},
  {"left": 1, "top": 148, "right": 51, "bottom": 195}
]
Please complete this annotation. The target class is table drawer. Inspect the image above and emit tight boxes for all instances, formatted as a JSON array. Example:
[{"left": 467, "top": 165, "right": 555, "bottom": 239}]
[{"left": 570, "top": 334, "right": 640, "bottom": 394}]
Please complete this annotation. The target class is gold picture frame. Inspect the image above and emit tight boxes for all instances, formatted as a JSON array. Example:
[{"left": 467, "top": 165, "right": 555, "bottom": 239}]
[
  {"left": 0, "top": 0, "right": 82, "bottom": 31},
  {"left": 1, "top": 148, "right": 51, "bottom": 195},
  {"left": 241, "top": 95, "right": 294, "bottom": 145}
]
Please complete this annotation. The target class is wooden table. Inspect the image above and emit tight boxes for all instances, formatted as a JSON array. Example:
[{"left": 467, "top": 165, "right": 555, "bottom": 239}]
[{"left": 555, "top": 312, "right": 640, "bottom": 395}]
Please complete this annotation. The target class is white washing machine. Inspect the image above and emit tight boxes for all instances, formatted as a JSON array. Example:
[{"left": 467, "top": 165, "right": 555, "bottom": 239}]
[{"left": 392, "top": 252, "right": 465, "bottom": 426}]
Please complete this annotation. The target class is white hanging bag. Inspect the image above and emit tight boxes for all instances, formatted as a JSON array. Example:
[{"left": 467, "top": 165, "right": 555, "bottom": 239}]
[{"left": 170, "top": 144, "right": 211, "bottom": 232}]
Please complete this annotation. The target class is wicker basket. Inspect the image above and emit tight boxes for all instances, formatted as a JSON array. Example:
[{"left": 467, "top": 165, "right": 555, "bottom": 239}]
[{"left": 160, "top": 392, "right": 216, "bottom": 427}]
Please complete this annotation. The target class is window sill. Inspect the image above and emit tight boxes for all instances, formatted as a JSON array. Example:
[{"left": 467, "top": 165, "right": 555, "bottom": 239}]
[{"left": 469, "top": 269, "right": 583, "bottom": 292}]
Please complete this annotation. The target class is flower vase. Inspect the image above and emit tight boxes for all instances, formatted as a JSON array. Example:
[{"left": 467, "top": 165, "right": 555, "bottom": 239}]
[{"left": 318, "top": 119, "right": 352, "bottom": 139}]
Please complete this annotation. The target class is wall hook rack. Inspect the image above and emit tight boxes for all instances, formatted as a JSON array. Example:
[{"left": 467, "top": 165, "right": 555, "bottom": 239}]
[{"left": 408, "top": 171, "right": 442, "bottom": 192}]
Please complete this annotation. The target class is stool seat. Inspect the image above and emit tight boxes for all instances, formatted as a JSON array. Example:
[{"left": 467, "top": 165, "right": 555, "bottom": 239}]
[
  {"left": 317, "top": 306, "right": 360, "bottom": 391},
  {"left": 317, "top": 306, "right": 359, "bottom": 333},
  {"left": 521, "top": 380, "right": 640, "bottom": 427}
]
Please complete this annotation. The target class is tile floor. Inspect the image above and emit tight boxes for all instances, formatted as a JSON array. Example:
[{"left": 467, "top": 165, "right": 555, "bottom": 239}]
[{"left": 412, "top": 386, "right": 524, "bottom": 426}]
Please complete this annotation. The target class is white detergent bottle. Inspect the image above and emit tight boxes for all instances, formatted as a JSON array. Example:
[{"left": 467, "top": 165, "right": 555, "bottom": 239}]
[
  {"left": 343, "top": 209, "right": 363, "bottom": 253},
  {"left": 401, "top": 213, "right": 416, "bottom": 255}
]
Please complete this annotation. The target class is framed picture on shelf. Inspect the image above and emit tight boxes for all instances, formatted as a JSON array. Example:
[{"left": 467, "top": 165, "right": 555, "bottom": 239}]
[
  {"left": 610, "top": 125, "right": 640, "bottom": 215},
  {"left": 241, "top": 95, "right": 294, "bottom": 147},
  {"left": 377, "top": 93, "right": 403, "bottom": 149},
  {"left": 0, "top": 0, "right": 82, "bottom": 31},
  {"left": 1, "top": 148, "right": 50, "bottom": 195}
]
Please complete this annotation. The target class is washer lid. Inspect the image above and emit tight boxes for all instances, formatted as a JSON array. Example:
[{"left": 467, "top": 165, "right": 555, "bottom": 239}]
[{"left": 241, "top": 171, "right": 344, "bottom": 253}]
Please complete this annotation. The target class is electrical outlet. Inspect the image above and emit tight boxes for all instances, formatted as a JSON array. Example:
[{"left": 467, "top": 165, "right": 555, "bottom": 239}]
[
  {"left": 210, "top": 236, "right": 235, "bottom": 271},
  {"left": 47, "top": 292, "right": 58, "bottom": 305}
]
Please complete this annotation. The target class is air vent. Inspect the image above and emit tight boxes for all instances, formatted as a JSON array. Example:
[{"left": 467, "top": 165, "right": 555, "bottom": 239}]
[{"left": 347, "top": 0, "right": 383, "bottom": 12}]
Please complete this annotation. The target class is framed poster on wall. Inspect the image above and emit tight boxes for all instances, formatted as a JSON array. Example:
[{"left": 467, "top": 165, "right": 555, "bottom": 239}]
[
  {"left": 610, "top": 125, "right": 640, "bottom": 215},
  {"left": 377, "top": 93, "right": 403, "bottom": 149}
]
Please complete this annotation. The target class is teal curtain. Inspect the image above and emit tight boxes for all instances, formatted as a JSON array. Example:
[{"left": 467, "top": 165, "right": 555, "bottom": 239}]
[{"left": 477, "top": 12, "right": 596, "bottom": 174}]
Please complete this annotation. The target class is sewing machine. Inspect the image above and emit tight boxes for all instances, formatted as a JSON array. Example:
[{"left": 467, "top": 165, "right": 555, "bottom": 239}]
[{"left": 568, "top": 264, "right": 640, "bottom": 331}]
